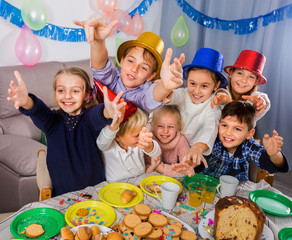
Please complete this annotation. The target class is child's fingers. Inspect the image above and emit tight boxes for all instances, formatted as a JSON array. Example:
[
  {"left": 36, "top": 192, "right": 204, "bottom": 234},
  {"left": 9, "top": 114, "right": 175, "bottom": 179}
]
[
  {"left": 108, "top": 19, "right": 119, "bottom": 31},
  {"left": 163, "top": 48, "right": 173, "bottom": 67},
  {"left": 14, "top": 71, "right": 24, "bottom": 86},
  {"left": 73, "top": 19, "right": 82, "bottom": 27},
  {"left": 272, "top": 130, "right": 279, "bottom": 137},
  {"left": 178, "top": 53, "right": 185, "bottom": 65},
  {"left": 255, "top": 107, "right": 264, "bottom": 117},
  {"left": 113, "top": 90, "right": 124, "bottom": 103},
  {"left": 241, "top": 95, "right": 252, "bottom": 101}
]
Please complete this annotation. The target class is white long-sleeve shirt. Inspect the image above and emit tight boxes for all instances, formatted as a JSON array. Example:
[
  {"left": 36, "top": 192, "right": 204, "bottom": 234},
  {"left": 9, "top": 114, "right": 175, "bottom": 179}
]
[
  {"left": 168, "top": 88, "right": 221, "bottom": 155},
  {"left": 96, "top": 126, "right": 161, "bottom": 182}
]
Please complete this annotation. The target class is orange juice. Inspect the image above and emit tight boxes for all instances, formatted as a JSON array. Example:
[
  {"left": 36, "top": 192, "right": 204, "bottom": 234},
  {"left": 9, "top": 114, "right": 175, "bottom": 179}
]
[
  {"left": 202, "top": 190, "right": 215, "bottom": 203},
  {"left": 189, "top": 191, "right": 202, "bottom": 207}
]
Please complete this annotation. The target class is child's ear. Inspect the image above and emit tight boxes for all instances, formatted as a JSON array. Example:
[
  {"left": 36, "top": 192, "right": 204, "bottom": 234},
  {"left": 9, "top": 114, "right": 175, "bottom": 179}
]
[
  {"left": 147, "top": 72, "right": 157, "bottom": 82},
  {"left": 214, "top": 81, "right": 221, "bottom": 91},
  {"left": 246, "top": 128, "right": 255, "bottom": 140}
]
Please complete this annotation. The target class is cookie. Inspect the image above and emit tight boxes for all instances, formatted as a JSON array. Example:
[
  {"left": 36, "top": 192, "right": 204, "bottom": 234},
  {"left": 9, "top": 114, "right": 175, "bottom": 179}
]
[
  {"left": 167, "top": 217, "right": 183, "bottom": 228},
  {"left": 76, "top": 208, "right": 89, "bottom": 216},
  {"left": 118, "top": 221, "right": 131, "bottom": 233},
  {"left": 134, "top": 222, "right": 153, "bottom": 237},
  {"left": 162, "top": 224, "right": 182, "bottom": 237},
  {"left": 123, "top": 230, "right": 141, "bottom": 240},
  {"left": 180, "top": 230, "right": 198, "bottom": 240},
  {"left": 132, "top": 209, "right": 149, "bottom": 221},
  {"left": 148, "top": 213, "right": 167, "bottom": 227},
  {"left": 124, "top": 214, "right": 142, "bottom": 229},
  {"left": 144, "top": 227, "right": 162, "bottom": 239},
  {"left": 134, "top": 204, "right": 152, "bottom": 216},
  {"left": 25, "top": 224, "right": 44, "bottom": 239},
  {"left": 149, "top": 184, "right": 160, "bottom": 193},
  {"left": 160, "top": 233, "right": 180, "bottom": 240}
]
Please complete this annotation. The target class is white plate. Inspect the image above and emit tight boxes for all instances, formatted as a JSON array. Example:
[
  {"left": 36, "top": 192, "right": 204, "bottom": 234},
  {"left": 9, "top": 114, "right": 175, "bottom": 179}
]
[
  {"left": 60, "top": 224, "right": 114, "bottom": 239},
  {"left": 198, "top": 210, "right": 274, "bottom": 240},
  {"left": 162, "top": 211, "right": 195, "bottom": 233}
]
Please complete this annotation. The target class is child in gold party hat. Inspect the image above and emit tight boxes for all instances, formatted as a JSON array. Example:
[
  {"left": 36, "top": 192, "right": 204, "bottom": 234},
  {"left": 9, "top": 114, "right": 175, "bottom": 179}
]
[{"left": 74, "top": 17, "right": 184, "bottom": 113}]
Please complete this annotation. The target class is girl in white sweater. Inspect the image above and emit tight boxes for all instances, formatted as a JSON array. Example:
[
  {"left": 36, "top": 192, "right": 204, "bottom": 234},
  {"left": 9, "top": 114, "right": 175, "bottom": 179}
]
[{"left": 165, "top": 48, "right": 228, "bottom": 168}]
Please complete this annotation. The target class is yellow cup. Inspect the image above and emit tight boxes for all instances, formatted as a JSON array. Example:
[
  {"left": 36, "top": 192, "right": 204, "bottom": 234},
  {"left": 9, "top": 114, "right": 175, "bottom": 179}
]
[
  {"left": 201, "top": 179, "right": 217, "bottom": 203},
  {"left": 188, "top": 182, "right": 202, "bottom": 207}
]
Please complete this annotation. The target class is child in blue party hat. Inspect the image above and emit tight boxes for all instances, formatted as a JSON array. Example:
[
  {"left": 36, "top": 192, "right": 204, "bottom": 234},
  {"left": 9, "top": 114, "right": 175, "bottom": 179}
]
[{"left": 163, "top": 48, "right": 228, "bottom": 168}]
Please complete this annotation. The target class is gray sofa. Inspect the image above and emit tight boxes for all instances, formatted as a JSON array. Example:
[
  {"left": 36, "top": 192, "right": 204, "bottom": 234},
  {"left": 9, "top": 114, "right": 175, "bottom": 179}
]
[{"left": 0, "top": 59, "right": 95, "bottom": 213}]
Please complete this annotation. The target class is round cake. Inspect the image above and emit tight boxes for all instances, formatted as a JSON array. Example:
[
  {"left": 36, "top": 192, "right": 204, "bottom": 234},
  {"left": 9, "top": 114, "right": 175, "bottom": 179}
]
[{"left": 214, "top": 196, "right": 266, "bottom": 240}]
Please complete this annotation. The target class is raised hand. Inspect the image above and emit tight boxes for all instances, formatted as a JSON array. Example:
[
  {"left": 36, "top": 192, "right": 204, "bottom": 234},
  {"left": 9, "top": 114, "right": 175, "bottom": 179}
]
[
  {"left": 262, "top": 130, "right": 283, "bottom": 156},
  {"left": 7, "top": 71, "right": 30, "bottom": 109},
  {"left": 242, "top": 95, "right": 267, "bottom": 117},
  {"left": 171, "top": 160, "right": 196, "bottom": 177},
  {"left": 160, "top": 48, "right": 184, "bottom": 91},
  {"left": 183, "top": 147, "right": 208, "bottom": 169},
  {"left": 137, "top": 127, "right": 154, "bottom": 152},
  {"left": 211, "top": 92, "right": 232, "bottom": 109},
  {"left": 103, "top": 87, "right": 126, "bottom": 128},
  {"left": 73, "top": 17, "right": 119, "bottom": 43}
]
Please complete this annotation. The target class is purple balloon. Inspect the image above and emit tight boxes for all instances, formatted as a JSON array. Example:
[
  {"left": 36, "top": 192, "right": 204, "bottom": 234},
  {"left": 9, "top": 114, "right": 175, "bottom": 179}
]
[{"left": 15, "top": 24, "right": 42, "bottom": 66}]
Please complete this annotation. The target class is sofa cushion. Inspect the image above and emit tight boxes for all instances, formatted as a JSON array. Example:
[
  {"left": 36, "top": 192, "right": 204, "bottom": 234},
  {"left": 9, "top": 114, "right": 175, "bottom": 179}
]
[
  {"left": 0, "top": 135, "right": 46, "bottom": 176},
  {"left": 0, "top": 61, "right": 63, "bottom": 118}
]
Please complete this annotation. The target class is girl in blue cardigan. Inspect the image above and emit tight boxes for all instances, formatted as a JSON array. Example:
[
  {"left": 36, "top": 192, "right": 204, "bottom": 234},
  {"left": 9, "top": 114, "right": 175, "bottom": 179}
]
[{"left": 7, "top": 67, "right": 126, "bottom": 196}]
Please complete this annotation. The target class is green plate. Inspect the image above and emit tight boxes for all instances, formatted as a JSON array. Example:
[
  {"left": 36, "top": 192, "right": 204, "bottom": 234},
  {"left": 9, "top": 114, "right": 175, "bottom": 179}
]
[
  {"left": 249, "top": 190, "right": 292, "bottom": 216},
  {"left": 279, "top": 227, "right": 292, "bottom": 240},
  {"left": 183, "top": 173, "right": 219, "bottom": 189},
  {"left": 10, "top": 208, "right": 65, "bottom": 239}
]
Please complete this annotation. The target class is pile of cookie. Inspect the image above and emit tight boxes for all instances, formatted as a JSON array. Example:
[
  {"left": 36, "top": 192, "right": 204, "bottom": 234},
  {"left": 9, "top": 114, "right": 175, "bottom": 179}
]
[{"left": 119, "top": 204, "right": 197, "bottom": 240}]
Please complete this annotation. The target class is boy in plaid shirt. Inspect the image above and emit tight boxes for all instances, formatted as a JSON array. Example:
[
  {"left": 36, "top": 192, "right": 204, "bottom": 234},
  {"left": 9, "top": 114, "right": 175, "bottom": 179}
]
[{"left": 172, "top": 101, "right": 288, "bottom": 181}]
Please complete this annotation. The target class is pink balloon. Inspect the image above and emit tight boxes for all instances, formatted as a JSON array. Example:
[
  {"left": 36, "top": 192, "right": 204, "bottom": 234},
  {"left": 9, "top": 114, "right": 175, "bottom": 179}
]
[
  {"left": 101, "top": 12, "right": 118, "bottom": 37},
  {"left": 97, "top": 0, "right": 117, "bottom": 13},
  {"left": 130, "top": 13, "right": 144, "bottom": 36},
  {"left": 114, "top": 9, "right": 132, "bottom": 32},
  {"left": 15, "top": 25, "right": 41, "bottom": 66}
]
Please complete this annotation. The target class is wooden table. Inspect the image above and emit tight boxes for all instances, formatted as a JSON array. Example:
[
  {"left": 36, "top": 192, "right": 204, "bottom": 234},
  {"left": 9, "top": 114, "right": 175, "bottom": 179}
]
[{"left": 0, "top": 172, "right": 291, "bottom": 239}]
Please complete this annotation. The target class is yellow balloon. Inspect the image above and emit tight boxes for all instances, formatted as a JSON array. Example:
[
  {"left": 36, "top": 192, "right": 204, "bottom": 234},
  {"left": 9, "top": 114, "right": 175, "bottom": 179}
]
[{"left": 171, "top": 16, "right": 189, "bottom": 47}]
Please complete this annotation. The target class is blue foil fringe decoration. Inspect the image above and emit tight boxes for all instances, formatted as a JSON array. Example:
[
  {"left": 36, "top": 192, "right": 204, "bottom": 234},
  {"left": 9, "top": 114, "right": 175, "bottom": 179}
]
[
  {"left": 176, "top": 0, "right": 292, "bottom": 35},
  {"left": 0, "top": 0, "right": 157, "bottom": 42},
  {"left": 1, "top": 0, "right": 292, "bottom": 41}
]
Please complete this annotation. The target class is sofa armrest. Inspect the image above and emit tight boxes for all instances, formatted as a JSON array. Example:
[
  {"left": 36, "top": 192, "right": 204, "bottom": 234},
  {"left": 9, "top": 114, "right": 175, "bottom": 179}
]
[{"left": 0, "top": 135, "right": 46, "bottom": 176}]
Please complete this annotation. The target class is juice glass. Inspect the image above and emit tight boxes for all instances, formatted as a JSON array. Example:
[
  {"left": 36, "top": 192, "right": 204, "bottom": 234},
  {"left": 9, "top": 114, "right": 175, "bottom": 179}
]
[
  {"left": 188, "top": 182, "right": 202, "bottom": 207},
  {"left": 201, "top": 179, "right": 217, "bottom": 203}
]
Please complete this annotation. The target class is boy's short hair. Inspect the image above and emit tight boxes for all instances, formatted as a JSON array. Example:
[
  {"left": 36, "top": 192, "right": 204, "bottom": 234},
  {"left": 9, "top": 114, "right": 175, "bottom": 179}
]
[
  {"left": 118, "top": 108, "right": 147, "bottom": 136},
  {"left": 221, "top": 101, "right": 256, "bottom": 130}
]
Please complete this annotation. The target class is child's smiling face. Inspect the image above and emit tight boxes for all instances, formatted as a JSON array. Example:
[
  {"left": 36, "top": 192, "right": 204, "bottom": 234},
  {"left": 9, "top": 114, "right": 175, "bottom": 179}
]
[
  {"left": 119, "top": 47, "right": 156, "bottom": 90},
  {"left": 230, "top": 68, "right": 258, "bottom": 97},
  {"left": 187, "top": 69, "right": 220, "bottom": 104},
  {"left": 55, "top": 73, "right": 89, "bottom": 116},
  {"left": 153, "top": 113, "right": 179, "bottom": 144},
  {"left": 219, "top": 115, "right": 255, "bottom": 153}
]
